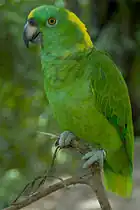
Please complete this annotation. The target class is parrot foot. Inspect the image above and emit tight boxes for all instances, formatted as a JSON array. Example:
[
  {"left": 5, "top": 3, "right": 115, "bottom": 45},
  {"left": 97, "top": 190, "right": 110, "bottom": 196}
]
[
  {"left": 82, "top": 149, "right": 106, "bottom": 169},
  {"left": 56, "top": 131, "right": 76, "bottom": 148}
]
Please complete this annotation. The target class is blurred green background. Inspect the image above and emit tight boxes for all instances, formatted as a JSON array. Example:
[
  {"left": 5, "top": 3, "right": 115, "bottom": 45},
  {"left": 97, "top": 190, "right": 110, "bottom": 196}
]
[{"left": 0, "top": 0, "right": 140, "bottom": 208}]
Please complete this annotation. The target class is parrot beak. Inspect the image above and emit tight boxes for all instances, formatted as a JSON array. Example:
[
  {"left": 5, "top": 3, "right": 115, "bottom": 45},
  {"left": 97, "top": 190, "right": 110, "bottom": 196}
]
[{"left": 23, "top": 20, "right": 42, "bottom": 48}]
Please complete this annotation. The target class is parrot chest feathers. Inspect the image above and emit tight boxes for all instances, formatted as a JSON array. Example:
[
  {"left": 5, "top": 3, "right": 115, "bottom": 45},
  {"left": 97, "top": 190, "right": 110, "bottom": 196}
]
[
  {"left": 47, "top": 78, "right": 95, "bottom": 127},
  {"left": 42, "top": 58, "right": 80, "bottom": 88},
  {"left": 41, "top": 49, "right": 93, "bottom": 89},
  {"left": 46, "top": 78, "right": 122, "bottom": 151}
]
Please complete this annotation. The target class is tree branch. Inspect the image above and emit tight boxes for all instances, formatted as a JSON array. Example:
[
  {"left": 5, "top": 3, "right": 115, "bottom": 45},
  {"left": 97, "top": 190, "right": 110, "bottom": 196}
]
[
  {"left": 4, "top": 132, "right": 112, "bottom": 210},
  {"left": 3, "top": 176, "right": 89, "bottom": 210},
  {"left": 69, "top": 138, "right": 112, "bottom": 210}
]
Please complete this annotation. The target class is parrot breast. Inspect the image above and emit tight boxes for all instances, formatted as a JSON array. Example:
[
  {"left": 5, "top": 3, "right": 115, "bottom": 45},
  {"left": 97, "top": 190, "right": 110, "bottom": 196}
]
[{"left": 46, "top": 76, "right": 122, "bottom": 153}]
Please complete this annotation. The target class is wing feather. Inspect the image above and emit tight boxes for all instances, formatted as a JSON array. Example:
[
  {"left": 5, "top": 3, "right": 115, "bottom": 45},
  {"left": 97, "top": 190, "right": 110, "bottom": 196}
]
[{"left": 90, "top": 50, "right": 134, "bottom": 163}]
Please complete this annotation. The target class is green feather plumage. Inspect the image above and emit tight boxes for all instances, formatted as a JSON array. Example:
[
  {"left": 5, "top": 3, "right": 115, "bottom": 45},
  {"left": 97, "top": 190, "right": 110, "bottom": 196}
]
[{"left": 27, "top": 5, "right": 134, "bottom": 197}]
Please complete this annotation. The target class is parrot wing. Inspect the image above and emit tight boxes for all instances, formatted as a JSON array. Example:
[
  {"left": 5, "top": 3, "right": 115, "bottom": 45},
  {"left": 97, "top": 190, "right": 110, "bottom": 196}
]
[{"left": 89, "top": 49, "right": 134, "bottom": 162}]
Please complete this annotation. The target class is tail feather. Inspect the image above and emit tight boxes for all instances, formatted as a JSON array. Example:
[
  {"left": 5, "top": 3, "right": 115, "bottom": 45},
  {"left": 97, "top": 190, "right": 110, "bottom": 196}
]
[{"left": 103, "top": 169, "right": 132, "bottom": 197}]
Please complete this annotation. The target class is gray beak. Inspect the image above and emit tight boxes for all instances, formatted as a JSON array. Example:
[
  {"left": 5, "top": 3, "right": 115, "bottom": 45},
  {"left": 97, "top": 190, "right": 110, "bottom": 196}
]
[{"left": 23, "top": 20, "right": 41, "bottom": 48}]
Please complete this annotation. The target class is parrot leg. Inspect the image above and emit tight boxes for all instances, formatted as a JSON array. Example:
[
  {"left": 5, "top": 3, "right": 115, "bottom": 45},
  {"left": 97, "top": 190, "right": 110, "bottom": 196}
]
[
  {"left": 56, "top": 131, "right": 106, "bottom": 169},
  {"left": 82, "top": 149, "right": 106, "bottom": 168},
  {"left": 57, "top": 131, "right": 76, "bottom": 148}
]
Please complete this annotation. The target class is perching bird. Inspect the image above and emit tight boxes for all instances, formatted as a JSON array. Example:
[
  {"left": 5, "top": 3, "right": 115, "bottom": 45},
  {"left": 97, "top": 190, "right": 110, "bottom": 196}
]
[{"left": 23, "top": 5, "right": 134, "bottom": 197}]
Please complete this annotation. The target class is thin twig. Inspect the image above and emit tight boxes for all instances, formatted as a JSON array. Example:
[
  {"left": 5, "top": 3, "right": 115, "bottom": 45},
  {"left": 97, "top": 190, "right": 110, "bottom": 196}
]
[
  {"left": 32, "top": 146, "right": 60, "bottom": 191},
  {"left": 12, "top": 145, "right": 60, "bottom": 203},
  {"left": 37, "top": 131, "right": 58, "bottom": 139},
  {"left": 3, "top": 176, "right": 89, "bottom": 210}
]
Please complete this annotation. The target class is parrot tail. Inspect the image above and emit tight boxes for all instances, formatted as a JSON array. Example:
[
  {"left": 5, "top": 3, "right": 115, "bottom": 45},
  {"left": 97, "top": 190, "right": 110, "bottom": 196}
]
[{"left": 103, "top": 168, "right": 133, "bottom": 197}]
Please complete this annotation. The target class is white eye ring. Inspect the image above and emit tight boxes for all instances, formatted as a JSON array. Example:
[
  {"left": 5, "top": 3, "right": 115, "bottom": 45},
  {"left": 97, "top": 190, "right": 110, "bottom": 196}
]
[{"left": 46, "top": 17, "right": 58, "bottom": 27}]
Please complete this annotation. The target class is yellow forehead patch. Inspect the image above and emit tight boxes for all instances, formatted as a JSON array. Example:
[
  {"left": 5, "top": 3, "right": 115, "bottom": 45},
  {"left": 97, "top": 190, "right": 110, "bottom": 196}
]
[{"left": 28, "top": 8, "right": 36, "bottom": 19}]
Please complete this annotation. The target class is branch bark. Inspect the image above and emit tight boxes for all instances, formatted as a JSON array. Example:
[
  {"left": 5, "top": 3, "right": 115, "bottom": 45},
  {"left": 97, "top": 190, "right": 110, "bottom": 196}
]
[
  {"left": 70, "top": 138, "right": 112, "bottom": 210},
  {"left": 3, "top": 177, "right": 89, "bottom": 210},
  {"left": 4, "top": 133, "right": 112, "bottom": 210}
]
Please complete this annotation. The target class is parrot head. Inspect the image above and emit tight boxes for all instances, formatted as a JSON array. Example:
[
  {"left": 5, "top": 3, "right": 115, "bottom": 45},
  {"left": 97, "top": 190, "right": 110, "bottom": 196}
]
[{"left": 23, "top": 5, "right": 93, "bottom": 56}]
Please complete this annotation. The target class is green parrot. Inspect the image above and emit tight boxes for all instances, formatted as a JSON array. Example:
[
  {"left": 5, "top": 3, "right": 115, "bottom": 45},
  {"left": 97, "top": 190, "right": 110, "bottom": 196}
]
[{"left": 23, "top": 5, "right": 134, "bottom": 197}]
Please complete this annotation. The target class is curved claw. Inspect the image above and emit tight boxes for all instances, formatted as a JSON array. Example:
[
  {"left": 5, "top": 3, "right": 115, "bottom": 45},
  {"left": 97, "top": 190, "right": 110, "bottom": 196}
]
[
  {"left": 57, "top": 131, "right": 76, "bottom": 148},
  {"left": 82, "top": 149, "right": 106, "bottom": 169}
]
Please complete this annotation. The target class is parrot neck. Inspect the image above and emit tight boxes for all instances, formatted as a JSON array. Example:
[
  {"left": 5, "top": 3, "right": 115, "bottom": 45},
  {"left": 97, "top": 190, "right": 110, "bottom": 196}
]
[{"left": 41, "top": 43, "right": 93, "bottom": 58}]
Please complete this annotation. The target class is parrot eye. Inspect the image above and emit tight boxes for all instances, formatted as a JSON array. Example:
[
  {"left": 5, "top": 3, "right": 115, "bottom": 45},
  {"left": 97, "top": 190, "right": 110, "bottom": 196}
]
[{"left": 47, "top": 17, "right": 57, "bottom": 27}]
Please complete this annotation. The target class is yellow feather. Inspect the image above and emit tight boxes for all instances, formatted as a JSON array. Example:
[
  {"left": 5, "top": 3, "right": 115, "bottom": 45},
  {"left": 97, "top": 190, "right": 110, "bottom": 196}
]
[{"left": 67, "top": 10, "right": 93, "bottom": 48}]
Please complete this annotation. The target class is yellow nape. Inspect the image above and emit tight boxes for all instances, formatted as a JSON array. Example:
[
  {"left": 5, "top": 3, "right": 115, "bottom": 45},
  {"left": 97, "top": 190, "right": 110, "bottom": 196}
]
[
  {"left": 67, "top": 11, "right": 86, "bottom": 30},
  {"left": 67, "top": 10, "right": 93, "bottom": 48}
]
